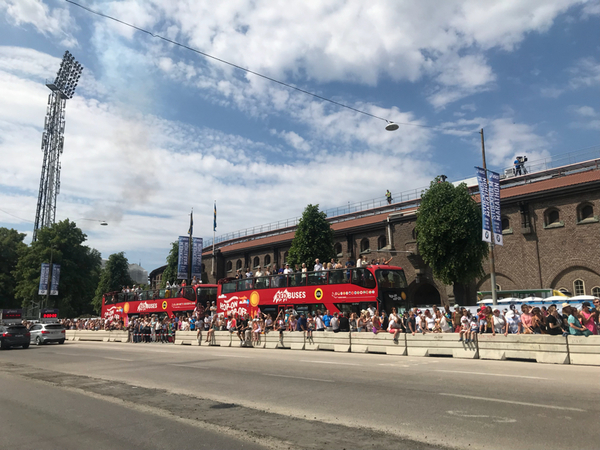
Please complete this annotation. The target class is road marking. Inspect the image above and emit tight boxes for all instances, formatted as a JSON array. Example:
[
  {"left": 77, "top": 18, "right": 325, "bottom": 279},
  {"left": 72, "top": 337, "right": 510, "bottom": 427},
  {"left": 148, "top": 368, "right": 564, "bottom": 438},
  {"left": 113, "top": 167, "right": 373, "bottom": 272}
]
[
  {"left": 101, "top": 356, "right": 134, "bottom": 361},
  {"left": 170, "top": 364, "right": 209, "bottom": 369},
  {"left": 263, "top": 373, "right": 334, "bottom": 383},
  {"left": 213, "top": 354, "right": 251, "bottom": 358},
  {"left": 435, "top": 370, "right": 547, "bottom": 380},
  {"left": 447, "top": 410, "right": 516, "bottom": 423},
  {"left": 378, "top": 363, "right": 411, "bottom": 367},
  {"left": 439, "top": 393, "right": 586, "bottom": 412},
  {"left": 301, "top": 360, "right": 359, "bottom": 366}
]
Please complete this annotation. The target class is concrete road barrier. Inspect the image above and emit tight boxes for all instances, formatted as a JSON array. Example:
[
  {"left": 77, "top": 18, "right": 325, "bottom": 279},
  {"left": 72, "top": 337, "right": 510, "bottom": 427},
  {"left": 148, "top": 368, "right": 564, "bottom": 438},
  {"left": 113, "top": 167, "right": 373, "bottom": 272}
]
[
  {"left": 350, "top": 331, "right": 406, "bottom": 355},
  {"left": 70, "top": 330, "right": 112, "bottom": 342},
  {"left": 478, "top": 334, "right": 569, "bottom": 364},
  {"left": 280, "top": 331, "right": 305, "bottom": 350},
  {"left": 66, "top": 330, "right": 76, "bottom": 341},
  {"left": 174, "top": 331, "right": 200, "bottom": 346},
  {"left": 567, "top": 335, "right": 600, "bottom": 366},
  {"left": 109, "top": 331, "right": 130, "bottom": 343},
  {"left": 210, "top": 331, "right": 232, "bottom": 347},
  {"left": 406, "top": 333, "right": 478, "bottom": 359},
  {"left": 305, "top": 331, "right": 351, "bottom": 352}
]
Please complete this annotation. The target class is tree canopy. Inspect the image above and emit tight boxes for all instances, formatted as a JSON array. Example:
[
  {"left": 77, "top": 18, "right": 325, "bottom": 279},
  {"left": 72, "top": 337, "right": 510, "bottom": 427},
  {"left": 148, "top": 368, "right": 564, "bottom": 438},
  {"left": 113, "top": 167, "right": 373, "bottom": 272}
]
[
  {"left": 13, "top": 220, "right": 102, "bottom": 317},
  {"left": 0, "top": 227, "right": 27, "bottom": 309},
  {"left": 92, "top": 252, "right": 133, "bottom": 312},
  {"left": 160, "top": 241, "right": 178, "bottom": 287},
  {"left": 415, "top": 177, "right": 488, "bottom": 291},
  {"left": 287, "top": 204, "right": 335, "bottom": 269}
]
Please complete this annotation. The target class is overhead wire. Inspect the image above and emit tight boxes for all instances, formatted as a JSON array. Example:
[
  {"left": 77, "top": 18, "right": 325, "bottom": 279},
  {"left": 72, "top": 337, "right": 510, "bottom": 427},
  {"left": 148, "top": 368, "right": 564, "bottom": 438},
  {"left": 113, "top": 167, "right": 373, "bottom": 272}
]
[{"left": 65, "top": 0, "right": 448, "bottom": 131}]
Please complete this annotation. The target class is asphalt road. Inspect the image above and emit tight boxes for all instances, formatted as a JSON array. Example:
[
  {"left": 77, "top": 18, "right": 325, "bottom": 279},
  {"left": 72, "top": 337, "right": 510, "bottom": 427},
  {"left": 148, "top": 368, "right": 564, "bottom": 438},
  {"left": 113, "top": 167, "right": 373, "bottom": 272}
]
[{"left": 1, "top": 341, "right": 598, "bottom": 450}]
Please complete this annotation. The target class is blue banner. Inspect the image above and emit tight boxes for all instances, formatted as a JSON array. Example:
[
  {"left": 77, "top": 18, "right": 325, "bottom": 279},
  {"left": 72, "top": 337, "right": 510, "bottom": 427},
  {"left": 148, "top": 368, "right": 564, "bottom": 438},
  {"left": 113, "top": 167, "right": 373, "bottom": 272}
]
[
  {"left": 489, "top": 170, "right": 503, "bottom": 246},
  {"left": 39, "top": 263, "right": 50, "bottom": 295},
  {"left": 50, "top": 264, "right": 60, "bottom": 296},
  {"left": 177, "top": 236, "right": 189, "bottom": 280},
  {"left": 191, "top": 237, "right": 203, "bottom": 279},
  {"left": 476, "top": 167, "right": 492, "bottom": 244}
]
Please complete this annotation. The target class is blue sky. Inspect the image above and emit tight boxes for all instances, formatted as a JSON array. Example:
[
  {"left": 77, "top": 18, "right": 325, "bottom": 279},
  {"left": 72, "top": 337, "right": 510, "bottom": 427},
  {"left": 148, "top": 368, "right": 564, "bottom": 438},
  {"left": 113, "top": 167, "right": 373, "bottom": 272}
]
[{"left": 1, "top": 0, "right": 599, "bottom": 273}]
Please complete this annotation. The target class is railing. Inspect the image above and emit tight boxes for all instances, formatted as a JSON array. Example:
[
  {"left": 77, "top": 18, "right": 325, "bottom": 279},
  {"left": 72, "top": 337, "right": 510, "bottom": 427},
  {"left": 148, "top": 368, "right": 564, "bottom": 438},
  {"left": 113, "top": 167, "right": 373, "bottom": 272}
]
[{"left": 203, "top": 145, "right": 600, "bottom": 249}]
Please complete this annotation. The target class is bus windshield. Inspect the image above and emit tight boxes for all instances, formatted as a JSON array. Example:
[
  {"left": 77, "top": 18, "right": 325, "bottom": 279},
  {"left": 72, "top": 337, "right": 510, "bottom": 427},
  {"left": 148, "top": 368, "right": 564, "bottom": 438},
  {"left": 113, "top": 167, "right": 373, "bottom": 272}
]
[
  {"left": 375, "top": 269, "right": 408, "bottom": 289},
  {"left": 197, "top": 286, "right": 218, "bottom": 306}
]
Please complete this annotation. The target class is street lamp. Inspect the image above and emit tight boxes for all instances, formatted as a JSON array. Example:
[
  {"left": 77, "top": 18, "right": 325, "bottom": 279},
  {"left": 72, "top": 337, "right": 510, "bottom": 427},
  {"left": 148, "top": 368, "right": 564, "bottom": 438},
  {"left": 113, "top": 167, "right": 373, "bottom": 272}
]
[{"left": 385, "top": 121, "right": 399, "bottom": 131}]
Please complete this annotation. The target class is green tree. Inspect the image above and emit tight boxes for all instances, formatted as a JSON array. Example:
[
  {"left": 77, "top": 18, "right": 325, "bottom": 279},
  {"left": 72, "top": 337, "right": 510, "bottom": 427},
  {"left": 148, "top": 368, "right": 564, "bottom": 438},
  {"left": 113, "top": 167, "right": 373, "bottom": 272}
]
[
  {"left": 13, "top": 220, "right": 102, "bottom": 317},
  {"left": 92, "top": 252, "right": 133, "bottom": 313},
  {"left": 161, "top": 241, "right": 178, "bottom": 287},
  {"left": 0, "top": 228, "right": 27, "bottom": 309},
  {"left": 287, "top": 204, "right": 335, "bottom": 269},
  {"left": 415, "top": 177, "right": 488, "bottom": 303}
]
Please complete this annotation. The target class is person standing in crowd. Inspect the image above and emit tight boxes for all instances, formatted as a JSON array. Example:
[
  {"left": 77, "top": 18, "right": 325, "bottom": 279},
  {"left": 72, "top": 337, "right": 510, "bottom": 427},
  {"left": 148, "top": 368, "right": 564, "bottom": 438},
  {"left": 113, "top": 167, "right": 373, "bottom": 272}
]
[
  {"left": 530, "top": 307, "right": 546, "bottom": 334},
  {"left": 322, "top": 310, "right": 332, "bottom": 330},
  {"left": 565, "top": 306, "right": 592, "bottom": 336},
  {"left": 546, "top": 304, "right": 565, "bottom": 336},
  {"left": 520, "top": 304, "right": 534, "bottom": 334},
  {"left": 581, "top": 302, "right": 598, "bottom": 335},
  {"left": 491, "top": 309, "right": 507, "bottom": 336},
  {"left": 313, "top": 259, "right": 323, "bottom": 271},
  {"left": 338, "top": 312, "right": 350, "bottom": 332},
  {"left": 330, "top": 313, "right": 340, "bottom": 332}
]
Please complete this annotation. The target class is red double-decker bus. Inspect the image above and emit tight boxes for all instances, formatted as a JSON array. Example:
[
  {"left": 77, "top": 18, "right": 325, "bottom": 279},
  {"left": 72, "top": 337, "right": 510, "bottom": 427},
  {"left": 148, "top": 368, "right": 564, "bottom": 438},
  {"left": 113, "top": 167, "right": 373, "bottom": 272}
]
[
  {"left": 217, "top": 265, "right": 408, "bottom": 318},
  {"left": 101, "top": 285, "right": 218, "bottom": 322}
]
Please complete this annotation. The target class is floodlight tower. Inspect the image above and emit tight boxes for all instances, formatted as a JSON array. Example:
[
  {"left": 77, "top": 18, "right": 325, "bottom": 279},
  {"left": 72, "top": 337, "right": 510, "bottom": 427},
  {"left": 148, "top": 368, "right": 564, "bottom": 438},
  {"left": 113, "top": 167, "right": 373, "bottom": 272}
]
[{"left": 33, "top": 51, "right": 83, "bottom": 242}]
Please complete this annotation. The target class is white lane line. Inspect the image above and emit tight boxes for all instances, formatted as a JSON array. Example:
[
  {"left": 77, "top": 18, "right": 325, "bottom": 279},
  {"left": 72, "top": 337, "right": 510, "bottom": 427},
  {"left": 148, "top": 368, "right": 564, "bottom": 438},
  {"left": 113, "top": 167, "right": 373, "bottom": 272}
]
[
  {"left": 435, "top": 370, "right": 547, "bottom": 380},
  {"left": 213, "top": 354, "right": 251, "bottom": 358},
  {"left": 101, "top": 356, "right": 134, "bottom": 361},
  {"left": 439, "top": 393, "right": 586, "bottom": 412},
  {"left": 169, "top": 364, "right": 209, "bottom": 369},
  {"left": 263, "top": 373, "right": 334, "bottom": 383},
  {"left": 300, "top": 360, "right": 360, "bottom": 366}
]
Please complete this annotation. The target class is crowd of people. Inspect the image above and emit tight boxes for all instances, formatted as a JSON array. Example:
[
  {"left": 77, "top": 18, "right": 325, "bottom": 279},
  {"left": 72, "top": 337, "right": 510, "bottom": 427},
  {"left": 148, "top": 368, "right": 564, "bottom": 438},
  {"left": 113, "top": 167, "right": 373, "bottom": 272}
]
[{"left": 50, "top": 298, "right": 599, "bottom": 345}]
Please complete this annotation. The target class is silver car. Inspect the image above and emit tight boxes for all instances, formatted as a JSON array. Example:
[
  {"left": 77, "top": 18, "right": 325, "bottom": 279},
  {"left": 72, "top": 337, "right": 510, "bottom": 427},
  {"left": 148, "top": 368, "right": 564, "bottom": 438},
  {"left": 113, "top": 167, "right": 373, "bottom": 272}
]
[{"left": 29, "top": 323, "right": 66, "bottom": 345}]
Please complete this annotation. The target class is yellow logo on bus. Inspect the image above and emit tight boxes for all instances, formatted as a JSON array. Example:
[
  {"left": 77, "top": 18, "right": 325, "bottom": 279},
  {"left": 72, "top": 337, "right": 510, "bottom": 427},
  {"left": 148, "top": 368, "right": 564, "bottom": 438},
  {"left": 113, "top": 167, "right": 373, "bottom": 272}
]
[
  {"left": 162, "top": 301, "right": 168, "bottom": 310},
  {"left": 250, "top": 291, "right": 260, "bottom": 307},
  {"left": 124, "top": 302, "right": 130, "bottom": 314},
  {"left": 314, "top": 288, "right": 323, "bottom": 300}
]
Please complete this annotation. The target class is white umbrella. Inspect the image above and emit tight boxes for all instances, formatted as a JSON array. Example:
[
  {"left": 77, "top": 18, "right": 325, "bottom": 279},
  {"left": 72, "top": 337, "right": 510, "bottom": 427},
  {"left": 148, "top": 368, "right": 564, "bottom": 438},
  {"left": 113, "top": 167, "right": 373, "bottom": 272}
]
[
  {"left": 521, "top": 296, "right": 544, "bottom": 302},
  {"left": 569, "top": 295, "right": 596, "bottom": 301},
  {"left": 497, "top": 297, "right": 522, "bottom": 304},
  {"left": 545, "top": 295, "right": 571, "bottom": 302}
]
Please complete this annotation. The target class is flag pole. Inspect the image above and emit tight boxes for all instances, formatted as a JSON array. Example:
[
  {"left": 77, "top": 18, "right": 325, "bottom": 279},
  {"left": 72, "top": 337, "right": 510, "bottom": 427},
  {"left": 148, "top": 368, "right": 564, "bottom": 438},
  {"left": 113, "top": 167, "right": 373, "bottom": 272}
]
[
  {"left": 480, "top": 129, "right": 498, "bottom": 306},
  {"left": 212, "top": 200, "right": 216, "bottom": 276},
  {"left": 188, "top": 208, "right": 193, "bottom": 286}
]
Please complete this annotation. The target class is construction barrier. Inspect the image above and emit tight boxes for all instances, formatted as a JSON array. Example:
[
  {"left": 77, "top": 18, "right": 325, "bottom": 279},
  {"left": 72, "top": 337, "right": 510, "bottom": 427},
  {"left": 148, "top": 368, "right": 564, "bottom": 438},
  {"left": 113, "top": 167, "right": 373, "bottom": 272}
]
[
  {"left": 478, "top": 334, "right": 569, "bottom": 364},
  {"left": 567, "top": 335, "right": 600, "bottom": 366},
  {"left": 174, "top": 331, "right": 200, "bottom": 346},
  {"left": 351, "top": 331, "right": 406, "bottom": 355},
  {"left": 406, "top": 333, "right": 478, "bottom": 359},
  {"left": 305, "top": 331, "right": 351, "bottom": 352}
]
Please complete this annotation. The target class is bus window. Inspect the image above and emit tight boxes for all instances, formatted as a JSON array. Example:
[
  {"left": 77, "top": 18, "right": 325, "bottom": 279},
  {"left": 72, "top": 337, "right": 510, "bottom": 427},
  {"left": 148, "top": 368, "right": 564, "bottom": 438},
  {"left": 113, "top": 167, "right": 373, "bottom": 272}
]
[
  {"left": 294, "top": 303, "right": 325, "bottom": 316},
  {"left": 182, "top": 286, "right": 195, "bottom": 301},
  {"left": 197, "top": 286, "right": 217, "bottom": 306},
  {"left": 222, "top": 282, "right": 237, "bottom": 294},
  {"left": 375, "top": 269, "right": 408, "bottom": 289},
  {"left": 236, "top": 279, "right": 253, "bottom": 291},
  {"left": 255, "top": 276, "right": 270, "bottom": 289},
  {"left": 307, "top": 271, "right": 327, "bottom": 286},
  {"left": 289, "top": 272, "right": 306, "bottom": 287}
]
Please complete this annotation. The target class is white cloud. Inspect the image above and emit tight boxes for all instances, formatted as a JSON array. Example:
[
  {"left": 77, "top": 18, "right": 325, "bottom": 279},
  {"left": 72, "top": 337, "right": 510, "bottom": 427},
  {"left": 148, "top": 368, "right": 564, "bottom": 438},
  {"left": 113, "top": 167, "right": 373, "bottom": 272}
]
[
  {"left": 1, "top": 0, "right": 78, "bottom": 47},
  {"left": 568, "top": 105, "right": 600, "bottom": 130},
  {"left": 485, "top": 118, "right": 551, "bottom": 167},
  {"left": 568, "top": 57, "right": 600, "bottom": 89}
]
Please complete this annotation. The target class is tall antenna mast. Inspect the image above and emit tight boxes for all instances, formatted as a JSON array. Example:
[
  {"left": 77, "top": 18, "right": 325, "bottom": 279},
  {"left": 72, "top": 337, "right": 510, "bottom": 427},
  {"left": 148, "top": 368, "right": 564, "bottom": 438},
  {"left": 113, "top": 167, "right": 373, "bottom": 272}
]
[{"left": 33, "top": 51, "right": 83, "bottom": 241}]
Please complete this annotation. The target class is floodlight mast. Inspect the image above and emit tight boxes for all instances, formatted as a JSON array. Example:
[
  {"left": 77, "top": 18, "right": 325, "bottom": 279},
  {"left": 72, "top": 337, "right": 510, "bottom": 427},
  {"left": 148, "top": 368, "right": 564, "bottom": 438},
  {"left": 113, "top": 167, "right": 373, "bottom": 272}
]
[{"left": 33, "top": 51, "right": 83, "bottom": 242}]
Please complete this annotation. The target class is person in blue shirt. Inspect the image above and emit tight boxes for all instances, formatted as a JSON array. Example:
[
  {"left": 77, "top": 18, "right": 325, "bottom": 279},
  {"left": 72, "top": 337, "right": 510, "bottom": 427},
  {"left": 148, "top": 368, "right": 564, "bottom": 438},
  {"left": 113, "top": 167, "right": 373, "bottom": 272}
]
[
  {"left": 322, "top": 310, "right": 332, "bottom": 329},
  {"left": 189, "top": 316, "right": 196, "bottom": 331},
  {"left": 514, "top": 158, "right": 522, "bottom": 176}
]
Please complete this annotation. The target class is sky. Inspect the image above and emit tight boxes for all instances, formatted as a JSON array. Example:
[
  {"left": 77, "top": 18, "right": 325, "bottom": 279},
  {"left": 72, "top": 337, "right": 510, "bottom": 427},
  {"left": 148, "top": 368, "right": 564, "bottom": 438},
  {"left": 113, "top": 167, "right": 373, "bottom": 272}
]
[{"left": 1, "top": 0, "right": 599, "bottom": 273}]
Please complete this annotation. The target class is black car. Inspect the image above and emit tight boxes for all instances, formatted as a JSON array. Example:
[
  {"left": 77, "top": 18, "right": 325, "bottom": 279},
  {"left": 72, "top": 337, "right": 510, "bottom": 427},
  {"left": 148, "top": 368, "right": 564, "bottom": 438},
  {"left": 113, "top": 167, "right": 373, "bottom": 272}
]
[{"left": 0, "top": 324, "right": 30, "bottom": 349}]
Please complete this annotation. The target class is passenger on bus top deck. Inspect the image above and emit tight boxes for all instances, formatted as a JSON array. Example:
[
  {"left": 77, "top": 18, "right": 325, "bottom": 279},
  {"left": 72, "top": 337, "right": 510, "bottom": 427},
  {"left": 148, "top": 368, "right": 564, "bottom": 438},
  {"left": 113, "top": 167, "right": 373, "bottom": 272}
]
[{"left": 314, "top": 259, "right": 323, "bottom": 271}]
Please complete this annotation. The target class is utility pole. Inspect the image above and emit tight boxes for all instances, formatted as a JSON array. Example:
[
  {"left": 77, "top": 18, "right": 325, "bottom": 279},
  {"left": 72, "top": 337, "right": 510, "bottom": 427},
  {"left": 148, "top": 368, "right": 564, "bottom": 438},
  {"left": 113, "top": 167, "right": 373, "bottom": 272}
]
[{"left": 480, "top": 128, "right": 498, "bottom": 306}]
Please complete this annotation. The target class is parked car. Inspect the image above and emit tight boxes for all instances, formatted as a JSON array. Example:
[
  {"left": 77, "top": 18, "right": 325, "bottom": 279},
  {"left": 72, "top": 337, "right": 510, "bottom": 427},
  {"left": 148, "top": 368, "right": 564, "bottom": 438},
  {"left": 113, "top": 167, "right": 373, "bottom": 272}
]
[
  {"left": 29, "top": 323, "right": 66, "bottom": 345},
  {"left": 0, "top": 324, "right": 30, "bottom": 349}
]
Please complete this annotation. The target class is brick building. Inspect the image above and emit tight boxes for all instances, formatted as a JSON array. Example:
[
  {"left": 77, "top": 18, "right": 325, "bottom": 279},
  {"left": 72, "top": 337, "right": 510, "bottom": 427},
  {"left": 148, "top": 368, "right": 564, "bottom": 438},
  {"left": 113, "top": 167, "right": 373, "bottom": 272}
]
[{"left": 194, "top": 159, "right": 600, "bottom": 306}]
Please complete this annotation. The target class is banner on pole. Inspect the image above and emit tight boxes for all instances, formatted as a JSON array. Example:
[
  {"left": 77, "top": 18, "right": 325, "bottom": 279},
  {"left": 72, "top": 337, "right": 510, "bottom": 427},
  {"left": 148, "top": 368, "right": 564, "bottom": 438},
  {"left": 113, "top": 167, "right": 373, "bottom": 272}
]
[
  {"left": 177, "top": 236, "right": 189, "bottom": 280},
  {"left": 476, "top": 167, "right": 492, "bottom": 243},
  {"left": 191, "top": 237, "right": 203, "bottom": 279},
  {"left": 39, "top": 263, "right": 50, "bottom": 295},
  {"left": 488, "top": 170, "right": 503, "bottom": 246},
  {"left": 50, "top": 264, "right": 61, "bottom": 295}
]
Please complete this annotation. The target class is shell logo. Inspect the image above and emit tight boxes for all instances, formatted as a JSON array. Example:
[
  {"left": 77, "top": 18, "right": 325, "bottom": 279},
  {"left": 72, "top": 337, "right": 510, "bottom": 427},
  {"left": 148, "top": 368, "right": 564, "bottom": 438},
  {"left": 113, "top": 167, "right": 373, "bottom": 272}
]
[
  {"left": 250, "top": 291, "right": 260, "bottom": 307},
  {"left": 123, "top": 302, "right": 130, "bottom": 314},
  {"left": 162, "top": 301, "right": 168, "bottom": 310},
  {"left": 314, "top": 288, "right": 323, "bottom": 300}
]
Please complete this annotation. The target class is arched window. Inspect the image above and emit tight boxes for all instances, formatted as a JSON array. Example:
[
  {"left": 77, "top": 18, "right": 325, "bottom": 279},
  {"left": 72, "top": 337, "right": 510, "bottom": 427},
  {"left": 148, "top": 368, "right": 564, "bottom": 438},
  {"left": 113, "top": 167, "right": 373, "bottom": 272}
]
[
  {"left": 577, "top": 203, "right": 595, "bottom": 222},
  {"left": 360, "top": 238, "right": 370, "bottom": 253},
  {"left": 377, "top": 235, "right": 387, "bottom": 250},
  {"left": 264, "top": 254, "right": 271, "bottom": 267},
  {"left": 236, "top": 259, "right": 243, "bottom": 270},
  {"left": 501, "top": 217, "right": 510, "bottom": 230},
  {"left": 334, "top": 243, "right": 342, "bottom": 257},
  {"left": 591, "top": 286, "right": 600, "bottom": 298},
  {"left": 573, "top": 279, "right": 585, "bottom": 296},
  {"left": 496, "top": 284, "right": 501, "bottom": 291},
  {"left": 226, "top": 261, "right": 233, "bottom": 272},
  {"left": 558, "top": 287, "right": 570, "bottom": 295},
  {"left": 545, "top": 208, "right": 561, "bottom": 226},
  {"left": 253, "top": 256, "right": 260, "bottom": 268}
]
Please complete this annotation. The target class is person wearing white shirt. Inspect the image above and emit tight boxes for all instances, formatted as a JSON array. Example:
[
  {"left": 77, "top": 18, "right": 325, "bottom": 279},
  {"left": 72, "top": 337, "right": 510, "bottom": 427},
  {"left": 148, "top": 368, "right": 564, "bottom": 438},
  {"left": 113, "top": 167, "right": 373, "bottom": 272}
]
[
  {"left": 283, "top": 264, "right": 293, "bottom": 274},
  {"left": 313, "top": 259, "right": 323, "bottom": 271}
]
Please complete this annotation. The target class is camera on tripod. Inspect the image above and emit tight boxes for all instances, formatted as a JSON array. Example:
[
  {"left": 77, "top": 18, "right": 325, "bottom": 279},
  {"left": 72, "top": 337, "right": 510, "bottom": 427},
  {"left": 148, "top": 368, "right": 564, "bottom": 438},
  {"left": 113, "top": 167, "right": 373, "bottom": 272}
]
[{"left": 516, "top": 156, "right": 528, "bottom": 163}]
